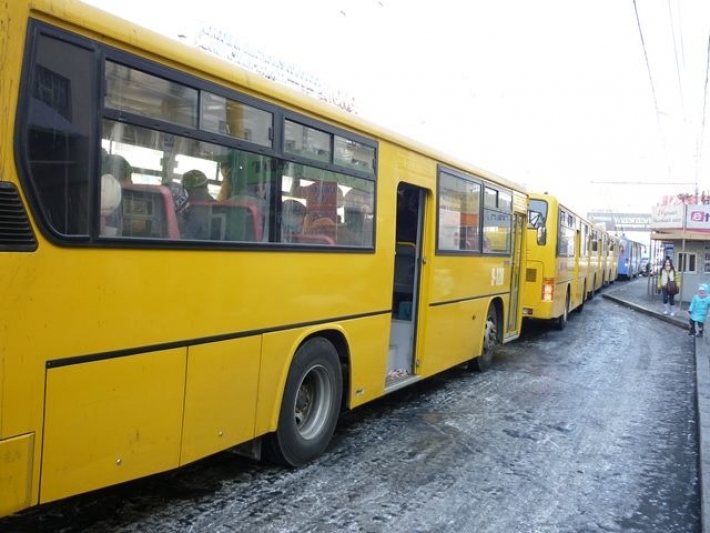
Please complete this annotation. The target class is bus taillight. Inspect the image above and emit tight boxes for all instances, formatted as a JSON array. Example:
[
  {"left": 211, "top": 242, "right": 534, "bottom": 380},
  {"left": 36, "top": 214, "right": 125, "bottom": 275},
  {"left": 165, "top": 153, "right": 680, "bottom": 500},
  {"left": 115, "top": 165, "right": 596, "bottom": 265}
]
[{"left": 542, "top": 278, "right": 554, "bottom": 302}]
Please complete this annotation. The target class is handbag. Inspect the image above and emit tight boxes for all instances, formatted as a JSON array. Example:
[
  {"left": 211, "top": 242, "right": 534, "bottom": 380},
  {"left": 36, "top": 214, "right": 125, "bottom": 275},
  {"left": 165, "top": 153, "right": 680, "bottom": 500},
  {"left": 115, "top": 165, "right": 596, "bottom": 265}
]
[{"left": 668, "top": 279, "right": 679, "bottom": 295}]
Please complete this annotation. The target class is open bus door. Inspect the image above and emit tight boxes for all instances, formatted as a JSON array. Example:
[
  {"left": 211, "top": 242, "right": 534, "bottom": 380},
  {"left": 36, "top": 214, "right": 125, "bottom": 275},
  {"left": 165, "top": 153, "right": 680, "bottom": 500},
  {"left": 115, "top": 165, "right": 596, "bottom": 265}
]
[
  {"left": 387, "top": 183, "right": 425, "bottom": 391},
  {"left": 506, "top": 212, "right": 525, "bottom": 336}
]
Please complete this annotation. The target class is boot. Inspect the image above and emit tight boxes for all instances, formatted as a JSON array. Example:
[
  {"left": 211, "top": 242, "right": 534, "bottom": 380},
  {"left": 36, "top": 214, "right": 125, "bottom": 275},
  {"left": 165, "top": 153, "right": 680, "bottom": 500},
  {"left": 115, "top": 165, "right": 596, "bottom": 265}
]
[
  {"left": 663, "top": 303, "right": 669, "bottom": 315},
  {"left": 670, "top": 305, "right": 676, "bottom": 317}
]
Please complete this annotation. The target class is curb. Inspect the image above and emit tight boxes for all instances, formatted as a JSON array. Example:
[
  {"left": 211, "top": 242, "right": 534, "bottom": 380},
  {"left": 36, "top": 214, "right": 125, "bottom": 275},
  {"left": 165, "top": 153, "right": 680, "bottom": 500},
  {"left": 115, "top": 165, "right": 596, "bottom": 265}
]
[
  {"left": 697, "top": 342, "right": 710, "bottom": 533},
  {"left": 602, "top": 293, "right": 688, "bottom": 329}
]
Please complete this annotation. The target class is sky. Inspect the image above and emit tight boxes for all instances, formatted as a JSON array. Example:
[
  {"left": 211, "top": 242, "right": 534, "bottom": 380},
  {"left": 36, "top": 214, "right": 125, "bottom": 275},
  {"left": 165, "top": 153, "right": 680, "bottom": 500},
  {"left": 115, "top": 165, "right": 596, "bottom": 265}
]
[{"left": 82, "top": 0, "right": 710, "bottom": 218}]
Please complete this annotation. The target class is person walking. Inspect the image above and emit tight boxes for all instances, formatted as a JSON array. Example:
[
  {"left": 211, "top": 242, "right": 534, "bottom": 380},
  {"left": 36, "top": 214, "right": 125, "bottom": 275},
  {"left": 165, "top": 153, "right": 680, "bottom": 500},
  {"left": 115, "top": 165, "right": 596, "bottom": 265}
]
[
  {"left": 688, "top": 284, "right": 710, "bottom": 337},
  {"left": 657, "top": 257, "right": 680, "bottom": 316}
]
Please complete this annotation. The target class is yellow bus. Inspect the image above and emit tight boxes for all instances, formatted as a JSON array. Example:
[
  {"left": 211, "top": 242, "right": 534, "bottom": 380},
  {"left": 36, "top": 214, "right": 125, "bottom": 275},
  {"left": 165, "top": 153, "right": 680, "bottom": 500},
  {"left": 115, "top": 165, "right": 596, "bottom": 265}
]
[
  {"left": 588, "top": 225, "right": 619, "bottom": 295},
  {"left": 607, "top": 233, "right": 620, "bottom": 283},
  {"left": 0, "top": 0, "right": 528, "bottom": 516},
  {"left": 523, "top": 192, "right": 588, "bottom": 329}
]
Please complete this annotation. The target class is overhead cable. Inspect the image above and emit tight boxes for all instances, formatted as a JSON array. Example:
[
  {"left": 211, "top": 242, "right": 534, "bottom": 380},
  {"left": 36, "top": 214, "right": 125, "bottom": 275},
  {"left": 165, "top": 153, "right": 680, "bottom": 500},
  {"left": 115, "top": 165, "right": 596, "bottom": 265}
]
[{"left": 633, "top": 0, "right": 671, "bottom": 179}]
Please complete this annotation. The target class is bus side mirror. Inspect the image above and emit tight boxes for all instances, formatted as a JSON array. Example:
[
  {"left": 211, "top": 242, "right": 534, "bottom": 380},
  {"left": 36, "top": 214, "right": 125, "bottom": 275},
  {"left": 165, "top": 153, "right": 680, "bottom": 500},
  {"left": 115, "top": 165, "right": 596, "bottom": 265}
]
[{"left": 537, "top": 226, "right": 547, "bottom": 246}]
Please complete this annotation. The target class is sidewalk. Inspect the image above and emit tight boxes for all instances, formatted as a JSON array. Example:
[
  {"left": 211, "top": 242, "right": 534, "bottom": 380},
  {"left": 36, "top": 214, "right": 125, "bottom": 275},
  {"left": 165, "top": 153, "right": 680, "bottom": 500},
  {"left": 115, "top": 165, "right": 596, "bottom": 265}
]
[{"left": 603, "top": 277, "right": 710, "bottom": 533}]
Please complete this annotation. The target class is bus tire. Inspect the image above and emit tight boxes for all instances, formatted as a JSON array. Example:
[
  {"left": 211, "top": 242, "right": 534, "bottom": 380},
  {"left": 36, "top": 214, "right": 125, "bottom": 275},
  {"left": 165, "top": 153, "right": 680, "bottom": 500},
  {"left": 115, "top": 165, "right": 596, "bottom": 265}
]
[
  {"left": 265, "top": 337, "right": 343, "bottom": 467},
  {"left": 470, "top": 305, "right": 498, "bottom": 372},
  {"left": 556, "top": 292, "right": 569, "bottom": 330}
]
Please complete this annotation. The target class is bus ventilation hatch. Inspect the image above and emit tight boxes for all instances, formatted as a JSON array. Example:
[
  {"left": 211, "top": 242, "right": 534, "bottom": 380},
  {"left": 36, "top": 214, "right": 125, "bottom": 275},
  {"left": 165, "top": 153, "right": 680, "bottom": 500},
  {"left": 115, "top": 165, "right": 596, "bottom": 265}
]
[{"left": 0, "top": 182, "right": 37, "bottom": 251}]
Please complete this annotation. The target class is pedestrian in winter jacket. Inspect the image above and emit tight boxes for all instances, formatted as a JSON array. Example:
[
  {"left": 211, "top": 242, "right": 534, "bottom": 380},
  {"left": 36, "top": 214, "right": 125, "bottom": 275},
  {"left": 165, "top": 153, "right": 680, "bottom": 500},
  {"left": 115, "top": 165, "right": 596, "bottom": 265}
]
[
  {"left": 657, "top": 257, "right": 680, "bottom": 315},
  {"left": 688, "top": 284, "right": 710, "bottom": 337}
]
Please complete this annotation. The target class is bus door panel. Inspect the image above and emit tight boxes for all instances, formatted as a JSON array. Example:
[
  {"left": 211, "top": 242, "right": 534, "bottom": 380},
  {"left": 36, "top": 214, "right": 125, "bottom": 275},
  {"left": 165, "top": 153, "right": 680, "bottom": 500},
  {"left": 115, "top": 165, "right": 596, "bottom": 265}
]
[
  {"left": 574, "top": 228, "right": 583, "bottom": 308},
  {"left": 506, "top": 213, "right": 525, "bottom": 335},
  {"left": 41, "top": 348, "right": 186, "bottom": 504},
  {"left": 419, "top": 298, "right": 484, "bottom": 376},
  {"left": 181, "top": 337, "right": 261, "bottom": 464}
]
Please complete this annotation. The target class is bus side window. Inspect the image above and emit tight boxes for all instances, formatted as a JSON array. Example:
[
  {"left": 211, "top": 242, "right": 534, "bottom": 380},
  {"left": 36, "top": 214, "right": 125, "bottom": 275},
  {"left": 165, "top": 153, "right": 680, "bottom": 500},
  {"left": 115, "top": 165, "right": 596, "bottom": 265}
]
[{"left": 23, "top": 35, "right": 94, "bottom": 236}]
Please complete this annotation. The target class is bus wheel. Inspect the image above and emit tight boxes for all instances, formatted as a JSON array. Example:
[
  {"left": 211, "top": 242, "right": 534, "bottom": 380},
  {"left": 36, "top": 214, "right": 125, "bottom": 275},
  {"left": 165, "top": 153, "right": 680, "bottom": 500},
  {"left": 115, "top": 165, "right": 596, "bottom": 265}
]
[
  {"left": 470, "top": 305, "right": 498, "bottom": 372},
  {"left": 556, "top": 293, "right": 569, "bottom": 330},
  {"left": 265, "top": 337, "right": 343, "bottom": 467}
]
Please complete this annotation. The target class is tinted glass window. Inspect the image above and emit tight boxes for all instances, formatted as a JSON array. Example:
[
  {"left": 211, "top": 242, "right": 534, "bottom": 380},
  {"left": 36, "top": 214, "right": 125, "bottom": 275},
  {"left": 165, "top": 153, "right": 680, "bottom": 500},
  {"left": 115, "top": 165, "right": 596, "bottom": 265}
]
[
  {"left": 334, "top": 136, "right": 375, "bottom": 175},
  {"left": 438, "top": 172, "right": 481, "bottom": 252},
  {"left": 280, "top": 162, "right": 374, "bottom": 247},
  {"left": 557, "top": 210, "right": 576, "bottom": 258},
  {"left": 25, "top": 35, "right": 94, "bottom": 236},
  {"left": 528, "top": 199, "right": 548, "bottom": 229},
  {"left": 105, "top": 62, "right": 198, "bottom": 128},
  {"left": 101, "top": 119, "right": 276, "bottom": 242},
  {"left": 20, "top": 25, "right": 378, "bottom": 249},
  {"left": 284, "top": 121, "right": 332, "bottom": 163},
  {"left": 201, "top": 92, "right": 272, "bottom": 147},
  {"left": 482, "top": 186, "right": 512, "bottom": 253}
]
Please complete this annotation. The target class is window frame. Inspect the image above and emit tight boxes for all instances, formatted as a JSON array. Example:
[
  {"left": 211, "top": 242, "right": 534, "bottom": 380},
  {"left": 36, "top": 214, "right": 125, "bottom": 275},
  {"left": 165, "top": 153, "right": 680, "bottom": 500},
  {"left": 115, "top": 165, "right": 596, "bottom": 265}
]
[
  {"left": 17, "top": 20, "right": 378, "bottom": 252},
  {"left": 281, "top": 111, "right": 377, "bottom": 182},
  {"left": 16, "top": 22, "right": 99, "bottom": 243},
  {"left": 481, "top": 185, "right": 512, "bottom": 255},
  {"left": 556, "top": 208, "right": 576, "bottom": 258},
  {"left": 678, "top": 252, "right": 697, "bottom": 273},
  {"left": 590, "top": 229, "right": 599, "bottom": 253},
  {"left": 580, "top": 223, "right": 589, "bottom": 258},
  {"left": 527, "top": 198, "right": 548, "bottom": 230}
]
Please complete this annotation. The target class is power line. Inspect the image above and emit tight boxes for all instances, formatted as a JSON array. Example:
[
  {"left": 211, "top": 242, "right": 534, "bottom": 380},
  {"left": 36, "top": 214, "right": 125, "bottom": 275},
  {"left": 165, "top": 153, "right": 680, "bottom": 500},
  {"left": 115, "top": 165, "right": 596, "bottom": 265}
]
[
  {"left": 632, "top": 0, "right": 671, "bottom": 179},
  {"left": 675, "top": 0, "right": 687, "bottom": 71},
  {"left": 699, "top": 28, "right": 710, "bottom": 185},
  {"left": 590, "top": 181, "right": 696, "bottom": 185},
  {"left": 667, "top": 0, "right": 685, "bottom": 119}
]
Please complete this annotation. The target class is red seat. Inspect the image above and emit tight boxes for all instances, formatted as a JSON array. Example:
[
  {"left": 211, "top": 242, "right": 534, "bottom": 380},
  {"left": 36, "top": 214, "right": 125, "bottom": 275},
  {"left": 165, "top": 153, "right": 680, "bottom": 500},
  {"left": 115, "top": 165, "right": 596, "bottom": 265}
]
[{"left": 121, "top": 184, "right": 180, "bottom": 239}]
